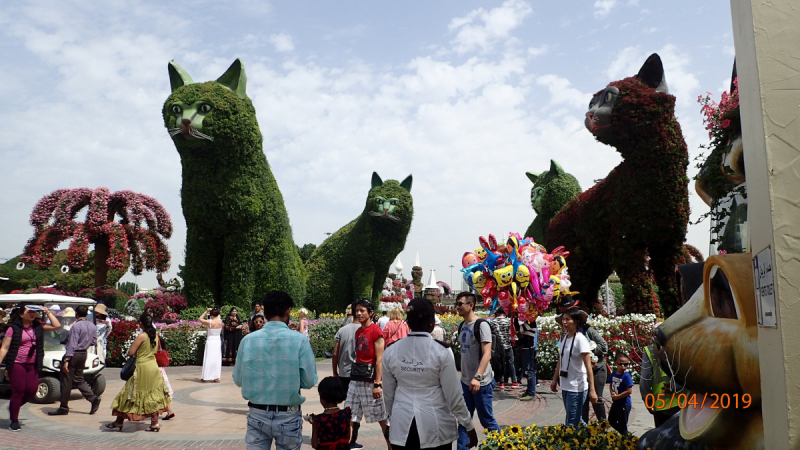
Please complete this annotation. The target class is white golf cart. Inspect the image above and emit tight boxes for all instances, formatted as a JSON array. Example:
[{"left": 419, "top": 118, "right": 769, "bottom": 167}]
[{"left": 0, "top": 293, "right": 106, "bottom": 403}]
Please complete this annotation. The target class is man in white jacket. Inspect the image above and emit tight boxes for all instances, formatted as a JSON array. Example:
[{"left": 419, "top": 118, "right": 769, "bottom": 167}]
[{"left": 383, "top": 298, "right": 478, "bottom": 450}]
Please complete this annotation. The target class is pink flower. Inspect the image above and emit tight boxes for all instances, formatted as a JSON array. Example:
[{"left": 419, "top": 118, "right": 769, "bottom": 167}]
[{"left": 721, "top": 119, "right": 731, "bottom": 129}]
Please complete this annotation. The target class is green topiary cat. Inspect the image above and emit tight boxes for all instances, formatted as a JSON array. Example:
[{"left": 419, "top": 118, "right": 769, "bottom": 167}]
[
  {"left": 163, "top": 59, "right": 305, "bottom": 308},
  {"left": 304, "top": 173, "right": 413, "bottom": 313},
  {"left": 523, "top": 160, "right": 582, "bottom": 245}
]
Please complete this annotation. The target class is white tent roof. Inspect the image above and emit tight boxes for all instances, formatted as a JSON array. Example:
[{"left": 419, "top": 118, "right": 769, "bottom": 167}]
[{"left": 0, "top": 293, "right": 96, "bottom": 305}]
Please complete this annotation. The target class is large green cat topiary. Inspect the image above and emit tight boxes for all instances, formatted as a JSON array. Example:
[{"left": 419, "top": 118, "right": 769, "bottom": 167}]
[
  {"left": 305, "top": 173, "right": 413, "bottom": 313},
  {"left": 523, "top": 160, "right": 582, "bottom": 245},
  {"left": 163, "top": 59, "right": 305, "bottom": 309}
]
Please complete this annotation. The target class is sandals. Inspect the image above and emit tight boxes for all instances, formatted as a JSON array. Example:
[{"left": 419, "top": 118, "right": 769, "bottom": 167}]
[
  {"left": 146, "top": 425, "right": 160, "bottom": 432},
  {"left": 104, "top": 422, "right": 123, "bottom": 431},
  {"left": 212, "top": 379, "right": 221, "bottom": 383},
  {"left": 163, "top": 413, "right": 175, "bottom": 421}
]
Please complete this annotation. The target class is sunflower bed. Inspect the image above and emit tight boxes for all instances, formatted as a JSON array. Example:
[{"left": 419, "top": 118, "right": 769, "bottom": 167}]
[{"left": 480, "top": 421, "right": 643, "bottom": 450}]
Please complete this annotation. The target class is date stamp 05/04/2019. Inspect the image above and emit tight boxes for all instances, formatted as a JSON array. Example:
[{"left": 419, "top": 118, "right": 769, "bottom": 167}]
[{"left": 644, "top": 393, "right": 753, "bottom": 410}]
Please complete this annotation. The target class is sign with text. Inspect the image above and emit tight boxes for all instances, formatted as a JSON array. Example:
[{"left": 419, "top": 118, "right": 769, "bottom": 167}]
[{"left": 753, "top": 247, "right": 777, "bottom": 328}]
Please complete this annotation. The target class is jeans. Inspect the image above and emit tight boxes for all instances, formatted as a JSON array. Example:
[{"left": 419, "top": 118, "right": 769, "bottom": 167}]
[
  {"left": 245, "top": 408, "right": 303, "bottom": 450},
  {"left": 501, "top": 347, "right": 516, "bottom": 384},
  {"left": 9, "top": 363, "right": 38, "bottom": 422},
  {"left": 520, "top": 347, "right": 537, "bottom": 395},
  {"left": 457, "top": 381, "right": 499, "bottom": 450},
  {"left": 562, "top": 390, "right": 588, "bottom": 427}
]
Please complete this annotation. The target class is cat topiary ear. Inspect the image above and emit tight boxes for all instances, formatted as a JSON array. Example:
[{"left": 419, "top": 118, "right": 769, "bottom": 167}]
[
  {"left": 216, "top": 59, "right": 248, "bottom": 99},
  {"left": 549, "top": 160, "right": 565, "bottom": 176},
  {"left": 730, "top": 59, "right": 737, "bottom": 94},
  {"left": 526, "top": 172, "right": 539, "bottom": 184},
  {"left": 400, "top": 175, "right": 413, "bottom": 192},
  {"left": 168, "top": 60, "right": 194, "bottom": 92},
  {"left": 636, "top": 53, "right": 669, "bottom": 94},
  {"left": 372, "top": 172, "right": 384, "bottom": 188}
]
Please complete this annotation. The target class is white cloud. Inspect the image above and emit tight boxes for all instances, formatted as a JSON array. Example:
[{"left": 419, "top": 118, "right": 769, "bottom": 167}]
[
  {"left": 527, "top": 45, "right": 549, "bottom": 57},
  {"left": 449, "top": 0, "right": 533, "bottom": 54},
  {"left": 594, "top": 0, "right": 617, "bottom": 18},
  {"left": 536, "top": 74, "right": 590, "bottom": 109},
  {"left": 269, "top": 33, "right": 295, "bottom": 52}
]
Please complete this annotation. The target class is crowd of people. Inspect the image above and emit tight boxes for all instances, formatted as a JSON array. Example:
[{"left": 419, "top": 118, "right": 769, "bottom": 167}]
[{"left": 1, "top": 287, "right": 675, "bottom": 448}]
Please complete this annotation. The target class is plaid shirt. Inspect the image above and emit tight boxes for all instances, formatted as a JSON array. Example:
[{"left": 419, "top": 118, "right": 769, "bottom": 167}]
[{"left": 233, "top": 321, "right": 318, "bottom": 406}]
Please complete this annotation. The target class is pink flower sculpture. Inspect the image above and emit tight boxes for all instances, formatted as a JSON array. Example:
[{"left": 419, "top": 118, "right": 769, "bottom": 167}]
[{"left": 21, "top": 187, "right": 173, "bottom": 287}]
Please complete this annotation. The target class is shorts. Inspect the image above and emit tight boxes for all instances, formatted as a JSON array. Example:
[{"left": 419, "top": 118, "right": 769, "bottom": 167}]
[{"left": 345, "top": 380, "right": 386, "bottom": 424}]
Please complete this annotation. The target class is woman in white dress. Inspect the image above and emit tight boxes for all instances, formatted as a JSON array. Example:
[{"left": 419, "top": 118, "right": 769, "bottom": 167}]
[{"left": 199, "top": 307, "right": 223, "bottom": 382}]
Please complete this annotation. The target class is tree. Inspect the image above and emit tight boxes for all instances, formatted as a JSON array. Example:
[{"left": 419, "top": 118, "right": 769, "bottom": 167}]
[
  {"left": 116, "top": 281, "right": 139, "bottom": 297},
  {"left": 21, "top": 187, "right": 173, "bottom": 288},
  {"left": 296, "top": 243, "right": 317, "bottom": 264}
]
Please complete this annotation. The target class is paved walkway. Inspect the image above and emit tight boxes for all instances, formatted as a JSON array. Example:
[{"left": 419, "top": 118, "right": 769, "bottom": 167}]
[{"left": 0, "top": 362, "right": 657, "bottom": 449}]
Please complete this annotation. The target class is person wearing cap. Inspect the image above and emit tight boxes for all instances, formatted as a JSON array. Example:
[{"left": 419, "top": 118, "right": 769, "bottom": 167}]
[
  {"left": 550, "top": 307, "right": 598, "bottom": 427},
  {"left": 49, "top": 304, "right": 102, "bottom": 416},
  {"left": 383, "top": 298, "right": 478, "bottom": 449},
  {"left": 92, "top": 303, "right": 112, "bottom": 364},
  {"left": 0, "top": 304, "right": 61, "bottom": 431}
]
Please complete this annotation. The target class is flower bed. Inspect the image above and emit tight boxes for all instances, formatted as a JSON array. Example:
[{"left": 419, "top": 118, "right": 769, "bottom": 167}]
[
  {"left": 535, "top": 313, "right": 657, "bottom": 382},
  {"left": 106, "top": 319, "right": 206, "bottom": 367},
  {"left": 480, "top": 421, "right": 640, "bottom": 450}
]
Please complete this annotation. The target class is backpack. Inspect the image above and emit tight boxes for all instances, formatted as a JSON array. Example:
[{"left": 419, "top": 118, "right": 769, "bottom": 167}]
[{"left": 459, "top": 318, "right": 505, "bottom": 380}]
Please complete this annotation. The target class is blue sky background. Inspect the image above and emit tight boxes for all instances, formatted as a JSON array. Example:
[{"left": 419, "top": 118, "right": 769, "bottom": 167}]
[{"left": 0, "top": 0, "right": 736, "bottom": 292}]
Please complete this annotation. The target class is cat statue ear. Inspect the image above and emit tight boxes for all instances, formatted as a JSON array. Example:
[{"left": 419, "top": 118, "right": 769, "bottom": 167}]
[
  {"left": 549, "top": 160, "right": 565, "bottom": 176},
  {"left": 216, "top": 59, "right": 248, "bottom": 99},
  {"left": 526, "top": 172, "right": 540, "bottom": 184},
  {"left": 168, "top": 60, "right": 195, "bottom": 92},
  {"left": 636, "top": 53, "right": 669, "bottom": 94},
  {"left": 372, "top": 172, "right": 384, "bottom": 188},
  {"left": 400, "top": 175, "right": 412, "bottom": 192}
]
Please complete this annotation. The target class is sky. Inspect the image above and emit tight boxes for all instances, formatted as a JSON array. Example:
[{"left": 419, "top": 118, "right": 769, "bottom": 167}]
[{"left": 0, "top": 0, "right": 737, "bottom": 291}]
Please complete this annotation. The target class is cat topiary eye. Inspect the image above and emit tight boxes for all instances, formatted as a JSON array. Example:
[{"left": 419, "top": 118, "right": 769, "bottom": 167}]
[
  {"left": 170, "top": 104, "right": 182, "bottom": 114},
  {"left": 604, "top": 92, "right": 613, "bottom": 103},
  {"left": 198, "top": 103, "right": 213, "bottom": 113},
  {"left": 588, "top": 100, "right": 594, "bottom": 110}
]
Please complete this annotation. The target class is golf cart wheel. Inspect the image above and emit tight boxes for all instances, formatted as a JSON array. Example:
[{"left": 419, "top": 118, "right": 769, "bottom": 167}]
[
  {"left": 91, "top": 374, "right": 106, "bottom": 397},
  {"left": 34, "top": 377, "right": 60, "bottom": 404}
]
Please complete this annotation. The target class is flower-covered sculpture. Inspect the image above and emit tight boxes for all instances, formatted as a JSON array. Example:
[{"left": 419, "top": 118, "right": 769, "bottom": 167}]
[
  {"left": 20, "top": 188, "right": 172, "bottom": 288},
  {"left": 305, "top": 172, "right": 413, "bottom": 312},
  {"left": 547, "top": 54, "right": 690, "bottom": 316},
  {"left": 524, "top": 160, "right": 582, "bottom": 245},
  {"left": 163, "top": 59, "right": 305, "bottom": 307},
  {"left": 695, "top": 64, "right": 747, "bottom": 254}
]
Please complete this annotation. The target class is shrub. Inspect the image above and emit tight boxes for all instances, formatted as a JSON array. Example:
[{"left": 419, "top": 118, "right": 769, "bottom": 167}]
[
  {"left": 308, "top": 318, "right": 342, "bottom": 358},
  {"left": 116, "top": 281, "right": 139, "bottom": 297},
  {"left": 482, "top": 421, "right": 640, "bottom": 449},
  {"left": 107, "top": 320, "right": 140, "bottom": 366},
  {"left": 179, "top": 306, "right": 207, "bottom": 321},
  {"left": 135, "top": 288, "right": 188, "bottom": 314},
  {"left": 144, "top": 298, "right": 170, "bottom": 320},
  {"left": 123, "top": 299, "right": 142, "bottom": 317}
]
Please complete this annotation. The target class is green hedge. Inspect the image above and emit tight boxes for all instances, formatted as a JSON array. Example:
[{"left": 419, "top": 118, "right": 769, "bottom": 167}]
[{"left": 308, "top": 319, "right": 342, "bottom": 358}]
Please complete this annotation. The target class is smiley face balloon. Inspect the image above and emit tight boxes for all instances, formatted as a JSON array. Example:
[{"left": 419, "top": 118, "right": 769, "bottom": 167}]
[{"left": 494, "top": 265, "right": 514, "bottom": 288}]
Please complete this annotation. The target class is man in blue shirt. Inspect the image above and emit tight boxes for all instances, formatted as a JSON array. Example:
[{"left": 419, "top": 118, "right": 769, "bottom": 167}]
[{"left": 233, "top": 291, "right": 318, "bottom": 450}]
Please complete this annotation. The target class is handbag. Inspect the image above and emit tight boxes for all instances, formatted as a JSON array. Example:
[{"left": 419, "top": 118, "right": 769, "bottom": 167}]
[
  {"left": 120, "top": 354, "right": 137, "bottom": 381},
  {"left": 155, "top": 336, "right": 170, "bottom": 367},
  {"left": 350, "top": 362, "right": 375, "bottom": 382}
]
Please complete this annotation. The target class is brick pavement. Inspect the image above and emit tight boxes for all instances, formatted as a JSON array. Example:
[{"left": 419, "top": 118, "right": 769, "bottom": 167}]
[{"left": 0, "top": 362, "right": 657, "bottom": 449}]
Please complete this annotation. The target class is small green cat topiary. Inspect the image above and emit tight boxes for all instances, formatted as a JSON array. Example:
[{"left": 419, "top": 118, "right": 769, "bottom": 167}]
[
  {"left": 304, "top": 173, "right": 413, "bottom": 313},
  {"left": 163, "top": 59, "right": 305, "bottom": 309},
  {"left": 523, "top": 160, "right": 582, "bottom": 245},
  {"left": 0, "top": 251, "right": 126, "bottom": 294}
]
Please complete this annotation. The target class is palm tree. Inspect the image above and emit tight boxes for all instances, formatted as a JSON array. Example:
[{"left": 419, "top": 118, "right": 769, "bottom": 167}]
[{"left": 21, "top": 187, "right": 173, "bottom": 287}]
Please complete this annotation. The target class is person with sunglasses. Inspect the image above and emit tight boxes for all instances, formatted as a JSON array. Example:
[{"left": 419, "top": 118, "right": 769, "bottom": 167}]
[
  {"left": 0, "top": 304, "right": 61, "bottom": 431},
  {"left": 608, "top": 351, "right": 634, "bottom": 435}
]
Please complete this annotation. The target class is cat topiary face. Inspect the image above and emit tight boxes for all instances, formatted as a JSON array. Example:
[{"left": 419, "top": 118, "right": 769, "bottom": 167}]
[
  {"left": 585, "top": 53, "right": 674, "bottom": 150},
  {"left": 162, "top": 59, "right": 260, "bottom": 154},
  {"left": 526, "top": 160, "right": 582, "bottom": 217},
  {"left": 366, "top": 172, "right": 413, "bottom": 227}
]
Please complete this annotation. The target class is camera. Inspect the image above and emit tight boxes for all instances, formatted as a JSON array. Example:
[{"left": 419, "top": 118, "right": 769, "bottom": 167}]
[{"left": 560, "top": 370, "right": 569, "bottom": 378}]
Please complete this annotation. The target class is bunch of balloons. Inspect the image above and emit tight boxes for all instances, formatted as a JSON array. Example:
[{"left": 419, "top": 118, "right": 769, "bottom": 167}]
[{"left": 460, "top": 233, "right": 572, "bottom": 321}]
